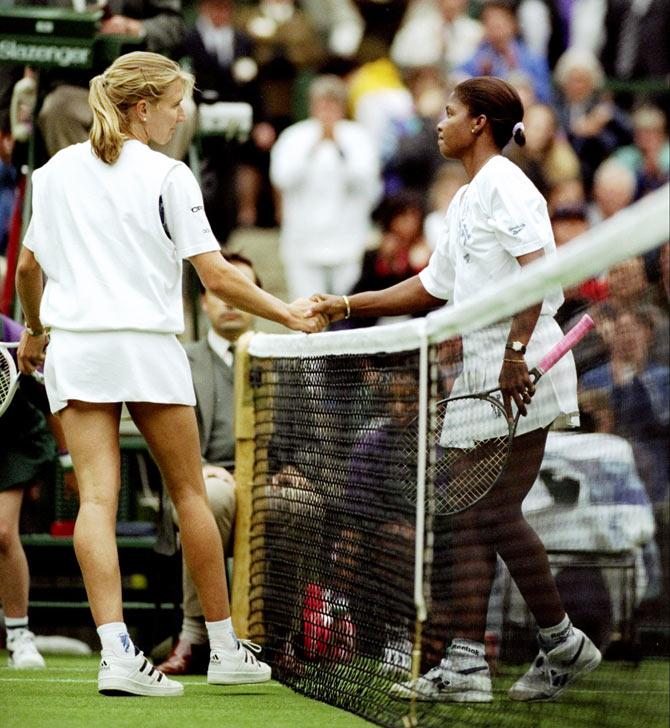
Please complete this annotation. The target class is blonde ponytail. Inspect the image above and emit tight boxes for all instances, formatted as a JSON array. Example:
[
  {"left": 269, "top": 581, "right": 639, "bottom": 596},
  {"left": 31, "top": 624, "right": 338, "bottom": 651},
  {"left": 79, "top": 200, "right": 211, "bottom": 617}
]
[
  {"left": 89, "top": 74, "right": 126, "bottom": 164},
  {"left": 87, "top": 52, "right": 194, "bottom": 165}
]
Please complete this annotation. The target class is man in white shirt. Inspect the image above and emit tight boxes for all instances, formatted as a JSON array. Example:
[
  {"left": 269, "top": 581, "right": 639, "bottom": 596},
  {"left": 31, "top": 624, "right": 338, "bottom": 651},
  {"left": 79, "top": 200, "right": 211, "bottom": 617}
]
[
  {"left": 270, "top": 74, "right": 382, "bottom": 301},
  {"left": 157, "top": 252, "right": 257, "bottom": 675}
]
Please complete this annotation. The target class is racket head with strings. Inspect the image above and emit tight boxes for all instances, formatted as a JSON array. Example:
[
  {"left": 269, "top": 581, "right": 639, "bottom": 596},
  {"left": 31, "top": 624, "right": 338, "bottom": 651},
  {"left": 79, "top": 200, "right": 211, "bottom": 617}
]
[
  {"left": 0, "top": 342, "right": 45, "bottom": 417},
  {"left": 0, "top": 345, "right": 21, "bottom": 417},
  {"left": 400, "top": 393, "right": 515, "bottom": 515},
  {"left": 399, "top": 314, "right": 596, "bottom": 515}
]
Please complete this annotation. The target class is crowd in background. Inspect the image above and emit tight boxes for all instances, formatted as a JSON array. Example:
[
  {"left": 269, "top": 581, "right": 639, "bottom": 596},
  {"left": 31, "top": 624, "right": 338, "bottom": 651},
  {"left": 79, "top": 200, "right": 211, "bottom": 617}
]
[{"left": 0, "top": 0, "right": 668, "bottom": 631}]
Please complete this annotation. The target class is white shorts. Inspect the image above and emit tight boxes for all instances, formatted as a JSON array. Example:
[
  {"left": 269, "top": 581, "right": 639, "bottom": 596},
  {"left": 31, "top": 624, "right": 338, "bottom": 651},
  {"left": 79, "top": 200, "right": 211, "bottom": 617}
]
[
  {"left": 442, "top": 315, "right": 579, "bottom": 446},
  {"left": 44, "top": 329, "right": 196, "bottom": 413}
]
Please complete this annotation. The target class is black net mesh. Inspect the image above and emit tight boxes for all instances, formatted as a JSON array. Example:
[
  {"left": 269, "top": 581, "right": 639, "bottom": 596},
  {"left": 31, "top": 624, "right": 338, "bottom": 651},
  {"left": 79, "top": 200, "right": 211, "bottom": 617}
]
[{"left": 242, "top": 246, "right": 669, "bottom": 728}]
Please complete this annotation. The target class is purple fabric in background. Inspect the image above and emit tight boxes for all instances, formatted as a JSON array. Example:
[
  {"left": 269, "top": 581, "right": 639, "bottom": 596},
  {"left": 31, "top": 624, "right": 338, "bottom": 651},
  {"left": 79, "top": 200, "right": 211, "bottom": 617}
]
[{"left": 1, "top": 314, "right": 23, "bottom": 343}]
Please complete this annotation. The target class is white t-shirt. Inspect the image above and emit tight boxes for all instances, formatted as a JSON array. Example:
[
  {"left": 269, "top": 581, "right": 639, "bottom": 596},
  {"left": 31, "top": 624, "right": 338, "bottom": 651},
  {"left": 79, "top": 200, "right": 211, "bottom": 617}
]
[
  {"left": 23, "top": 140, "right": 219, "bottom": 333},
  {"left": 419, "top": 155, "right": 563, "bottom": 315}
]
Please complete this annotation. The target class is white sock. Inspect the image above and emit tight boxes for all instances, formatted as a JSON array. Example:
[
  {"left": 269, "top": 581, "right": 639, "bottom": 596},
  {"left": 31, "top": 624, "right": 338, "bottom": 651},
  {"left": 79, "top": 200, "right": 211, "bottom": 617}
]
[
  {"left": 97, "top": 622, "right": 135, "bottom": 658},
  {"left": 6, "top": 617, "right": 29, "bottom": 643},
  {"left": 179, "top": 616, "right": 208, "bottom": 646},
  {"left": 206, "top": 617, "right": 237, "bottom": 652},
  {"left": 538, "top": 615, "right": 573, "bottom": 650},
  {"left": 448, "top": 638, "right": 487, "bottom": 668}
]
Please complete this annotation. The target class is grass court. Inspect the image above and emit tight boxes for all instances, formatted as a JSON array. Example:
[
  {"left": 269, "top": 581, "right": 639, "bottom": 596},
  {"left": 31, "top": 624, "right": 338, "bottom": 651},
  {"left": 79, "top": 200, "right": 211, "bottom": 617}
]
[{"left": 1, "top": 653, "right": 667, "bottom": 728}]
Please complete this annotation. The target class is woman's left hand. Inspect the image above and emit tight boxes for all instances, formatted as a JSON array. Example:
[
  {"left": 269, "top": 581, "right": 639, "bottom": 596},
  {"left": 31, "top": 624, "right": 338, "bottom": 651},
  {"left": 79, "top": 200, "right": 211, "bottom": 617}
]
[
  {"left": 499, "top": 354, "right": 535, "bottom": 420},
  {"left": 17, "top": 330, "right": 48, "bottom": 375}
]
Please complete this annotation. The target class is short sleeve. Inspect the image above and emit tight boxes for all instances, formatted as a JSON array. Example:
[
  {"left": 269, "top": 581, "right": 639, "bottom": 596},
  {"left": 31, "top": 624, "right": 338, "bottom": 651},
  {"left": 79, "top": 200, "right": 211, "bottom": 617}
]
[
  {"left": 418, "top": 209, "right": 454, "bottom": 301},
  {"left": 487, "top": 175, "right": 552, "bottom": 257},
  {"left": 21, "top": 169, "right": 44, "bottom": 254},
  {"left": 160, "top": 164, "right": 221, "bottom": 259}
]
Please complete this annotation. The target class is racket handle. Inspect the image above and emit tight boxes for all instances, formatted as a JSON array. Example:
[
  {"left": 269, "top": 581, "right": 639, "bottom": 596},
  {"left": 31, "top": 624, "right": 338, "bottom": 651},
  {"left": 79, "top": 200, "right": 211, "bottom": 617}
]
[{"left": 533, "top": 314, "right": 595, "bottom": 378}]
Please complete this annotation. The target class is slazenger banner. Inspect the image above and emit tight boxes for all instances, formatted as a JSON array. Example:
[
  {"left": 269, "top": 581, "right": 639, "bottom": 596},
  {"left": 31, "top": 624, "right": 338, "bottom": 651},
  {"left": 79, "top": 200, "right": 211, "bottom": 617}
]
[{"left": 0, "top": 39, "right": 91, "bottom": 67}]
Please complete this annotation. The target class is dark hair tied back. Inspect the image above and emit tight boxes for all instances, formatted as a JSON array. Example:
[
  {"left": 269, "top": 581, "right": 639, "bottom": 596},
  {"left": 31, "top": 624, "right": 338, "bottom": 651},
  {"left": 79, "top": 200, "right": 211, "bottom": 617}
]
[{"left": 455, "top": 76, "right": 525, "bottom": 150}]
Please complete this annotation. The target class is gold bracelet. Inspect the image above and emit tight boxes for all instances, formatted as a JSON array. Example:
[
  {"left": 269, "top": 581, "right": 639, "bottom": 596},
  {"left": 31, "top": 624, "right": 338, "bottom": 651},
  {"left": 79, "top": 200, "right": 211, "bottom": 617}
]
[
  {"left": 341, "top": 294, "right": 351, "bottom": 320},
  {"left": 25, "top": 325, "right": 49, "bottom": 336},
  {"left": 503, "top": 357, "right": 524, "bottom": 363}
]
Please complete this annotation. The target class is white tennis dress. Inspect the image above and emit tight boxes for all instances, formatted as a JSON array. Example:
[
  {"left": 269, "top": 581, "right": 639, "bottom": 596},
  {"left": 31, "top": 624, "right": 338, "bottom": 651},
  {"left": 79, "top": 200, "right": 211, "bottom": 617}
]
[
  {"left": 419, "top": 155, "right": 579, "bottom": 441},
  {"left": 22, "top": 140, "right": 220, "bottom": 412}
]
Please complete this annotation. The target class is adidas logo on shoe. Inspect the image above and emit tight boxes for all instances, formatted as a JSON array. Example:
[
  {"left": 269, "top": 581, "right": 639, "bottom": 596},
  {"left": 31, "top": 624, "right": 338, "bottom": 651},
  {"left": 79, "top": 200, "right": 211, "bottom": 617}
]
[{"left": 207, "top": 641, "right": 271, "bottom": 685}]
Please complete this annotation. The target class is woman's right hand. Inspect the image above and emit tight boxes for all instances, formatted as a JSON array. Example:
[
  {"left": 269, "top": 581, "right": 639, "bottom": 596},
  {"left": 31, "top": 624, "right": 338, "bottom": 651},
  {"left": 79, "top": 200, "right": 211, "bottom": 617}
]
[
  {"left": 307, "top": 294, "right": 348, "bottom": 323},
  {"left": 286, "top": 298, "right": 329, "bottom": 333},
  {"left": 17, "top": 331, "right": 48, "bottom": 375}
]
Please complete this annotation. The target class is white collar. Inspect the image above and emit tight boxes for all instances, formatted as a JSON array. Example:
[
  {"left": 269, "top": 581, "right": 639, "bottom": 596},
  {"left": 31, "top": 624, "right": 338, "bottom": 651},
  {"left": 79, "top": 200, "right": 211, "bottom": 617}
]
[{"left": 207, "top": 328, "right": 234, "bottom": 366}]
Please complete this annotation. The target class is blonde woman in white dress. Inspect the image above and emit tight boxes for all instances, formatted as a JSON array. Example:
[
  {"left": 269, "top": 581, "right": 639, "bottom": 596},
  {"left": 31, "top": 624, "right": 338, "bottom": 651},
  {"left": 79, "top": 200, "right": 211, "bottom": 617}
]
[{"left": 15, "top": 51, "right": 323, "bottom": 697}]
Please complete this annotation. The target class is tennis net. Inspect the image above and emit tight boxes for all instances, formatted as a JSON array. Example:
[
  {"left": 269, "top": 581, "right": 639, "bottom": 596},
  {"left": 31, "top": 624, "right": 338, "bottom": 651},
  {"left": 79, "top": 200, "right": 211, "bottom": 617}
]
[{"left": 231, "top": 185, "right": 669, "bottom": 728}]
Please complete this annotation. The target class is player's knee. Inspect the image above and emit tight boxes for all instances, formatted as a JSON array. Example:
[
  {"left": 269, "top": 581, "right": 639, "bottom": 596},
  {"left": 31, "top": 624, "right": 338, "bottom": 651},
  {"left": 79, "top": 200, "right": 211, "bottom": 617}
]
[{"left": 0, "top": 520, "right": 18, "bottom": 553}]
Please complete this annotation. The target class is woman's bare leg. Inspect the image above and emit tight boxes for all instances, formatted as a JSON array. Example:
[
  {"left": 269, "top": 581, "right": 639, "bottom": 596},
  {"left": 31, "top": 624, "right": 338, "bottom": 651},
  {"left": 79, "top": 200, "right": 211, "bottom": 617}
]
[
  {"left": 58, "top": 401, "right": 123, "bottom": 626},
  {"left": 0, "top": 488, "right": 29, "bottom": 617},
  {"left": 127, "top": 402, "right": 229, "bottom": 622}
]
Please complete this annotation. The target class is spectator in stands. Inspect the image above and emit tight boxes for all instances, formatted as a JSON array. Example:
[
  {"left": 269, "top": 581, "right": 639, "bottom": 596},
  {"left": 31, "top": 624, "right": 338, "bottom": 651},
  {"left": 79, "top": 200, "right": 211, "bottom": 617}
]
[
  {"left": 553, "top": 47, "right": 632, "bottom": 192},
  {"left": 383, "top": 65, "right": 448, "bottom": 198},
  {"left": 515, "top": 0, "right": 607, "bottom": 69},
  {"left": 589, "top": 158, "right": 636, "bottom": 224},
  {"left": 600, "top": 0, "right": 670, "bottom": 84},
  {"left": 0, "top": 314, "right": 76, "bottom": 669},
  {"left": 300, "top": 0, "right": 365, "bottom": 59},
  {"left": 15, "top": 51, "right": 323, "bottom": 696},
  {"left": 270, "top": 74, "right": 382, "bottom": 301},
  {"left": 390, "top": 0, "right": 484, "bottom": 74},
  {"left": 346, "top": 56, "right": 416, "bottom": 169},
  {"left": 506, "top": 101, "right": 581, "bottom": 197},
  {"left": 546, "top": 176, "right": 586, "bottom": 216},
  {"left": 580, "top": 306, "right": 669, "bottom": 505},
  {"left": 182, "top": 0, "right": 275, "bottom": 239},
  {"left": 0, "top": 118, "right": 16, "bottom": 257},
  {"left": 310, "top": 76, "right": 601, "bottom": 704},
  {"left": 233, "top": 0, "right": 328, "bottom": 225},
  {"left": 347, "top": 190, "right": 430, "bottom": 328},
  {"left": 613, "top": 105, "right": 669, "bottom": 199},
  {"left": 457, "top": 0, "right": 554, "bottom": 104},
  {"left": 27, "top": 0, "right": 195, "bottom": 162},
  {"left": 551, "top": 205, "right": 606, "bottom": 327},
  {"left": 235, "top": 0, "right": 326, "bottom": 132},
  {"left": 157, "top": 252, "right": 257, "bottom": 675}
]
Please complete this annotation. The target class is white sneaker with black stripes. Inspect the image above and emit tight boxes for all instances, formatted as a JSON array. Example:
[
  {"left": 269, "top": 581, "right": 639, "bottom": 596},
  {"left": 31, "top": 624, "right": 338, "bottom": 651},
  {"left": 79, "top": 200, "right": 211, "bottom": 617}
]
[
  {"left": 508, "top": 628, "right": 601, "bottom": 702},
  {"left": 390, "top": 657, "right": 492, "bottom": 702},
  {"left": 98, "top": 649, "right": 183, "bottom": 696},
  {"left": 207, "top": 640, "right": 272, "bottom": 685}
]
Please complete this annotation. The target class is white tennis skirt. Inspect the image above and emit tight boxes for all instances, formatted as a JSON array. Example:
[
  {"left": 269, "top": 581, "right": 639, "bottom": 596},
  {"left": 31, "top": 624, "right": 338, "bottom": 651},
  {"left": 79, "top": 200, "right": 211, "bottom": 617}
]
[
  {"left": 44, "top": 329, "right": 196, "bottom": 413},
  {"left": 442, "top": 315, "right": 579, "bottom": 446}
]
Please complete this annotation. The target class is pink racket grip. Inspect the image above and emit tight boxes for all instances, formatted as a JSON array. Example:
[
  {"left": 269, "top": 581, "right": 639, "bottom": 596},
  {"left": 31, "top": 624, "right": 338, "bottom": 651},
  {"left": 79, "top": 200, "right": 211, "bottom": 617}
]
[{"left": 535, "top": 314, "right": 595, "bottom": 376}]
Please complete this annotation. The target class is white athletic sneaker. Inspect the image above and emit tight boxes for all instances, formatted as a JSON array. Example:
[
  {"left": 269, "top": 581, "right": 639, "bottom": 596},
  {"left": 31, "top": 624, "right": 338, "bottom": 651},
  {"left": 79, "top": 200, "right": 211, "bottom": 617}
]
[
  {"left": 508, "top": 628, "right": 601, "bottom": 702},
  {"left": 380, "top": 635, "right": 412, "bottom": 677},
  {"left": 98, "top": 649, "right": 184, "bottom": 696},
  {"left": 207, "top": 640, "right": 272, "bottom": 685},
  {"left": 7, "top": 629, "right": 46, "bottom": 669},
  {"left": 390, "top": 656, "right": 492, "bottom": 703}
]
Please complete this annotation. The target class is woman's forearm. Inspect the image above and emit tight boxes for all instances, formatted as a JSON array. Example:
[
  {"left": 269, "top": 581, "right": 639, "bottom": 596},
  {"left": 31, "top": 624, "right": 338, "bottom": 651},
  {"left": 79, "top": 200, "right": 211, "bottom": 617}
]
[{"left": 15, "top": 247, "right": 44, "bottom": 330}]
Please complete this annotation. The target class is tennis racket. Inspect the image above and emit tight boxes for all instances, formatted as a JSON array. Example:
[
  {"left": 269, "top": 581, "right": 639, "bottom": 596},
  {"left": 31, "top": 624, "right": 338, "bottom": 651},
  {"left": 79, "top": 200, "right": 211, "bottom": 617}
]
[
  {"left": 401, "top": 314, "right": 595, "bottom": 515},
  {"left": 0, "top": 342, "right": 45, "bottom": 417}
]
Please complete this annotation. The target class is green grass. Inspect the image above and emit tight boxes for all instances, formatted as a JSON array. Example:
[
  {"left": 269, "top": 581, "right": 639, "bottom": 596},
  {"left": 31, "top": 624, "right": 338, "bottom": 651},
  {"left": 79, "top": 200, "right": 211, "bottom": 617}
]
[
  {"left": 1, "top": 654, "right": 668, "bottom": 728},
  {"left": 0, "top": 653, "right": 372, "bottom": 728}
]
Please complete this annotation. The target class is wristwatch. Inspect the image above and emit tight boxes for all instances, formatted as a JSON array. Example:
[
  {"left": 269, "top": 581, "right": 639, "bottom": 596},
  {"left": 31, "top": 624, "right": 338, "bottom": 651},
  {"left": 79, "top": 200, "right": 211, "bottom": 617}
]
[
  {"left": 25, "top": 325, "right": 47, "bottom": 336},
  {"left": 505, "top": 340, "right": 526, "bottom": 355}
]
